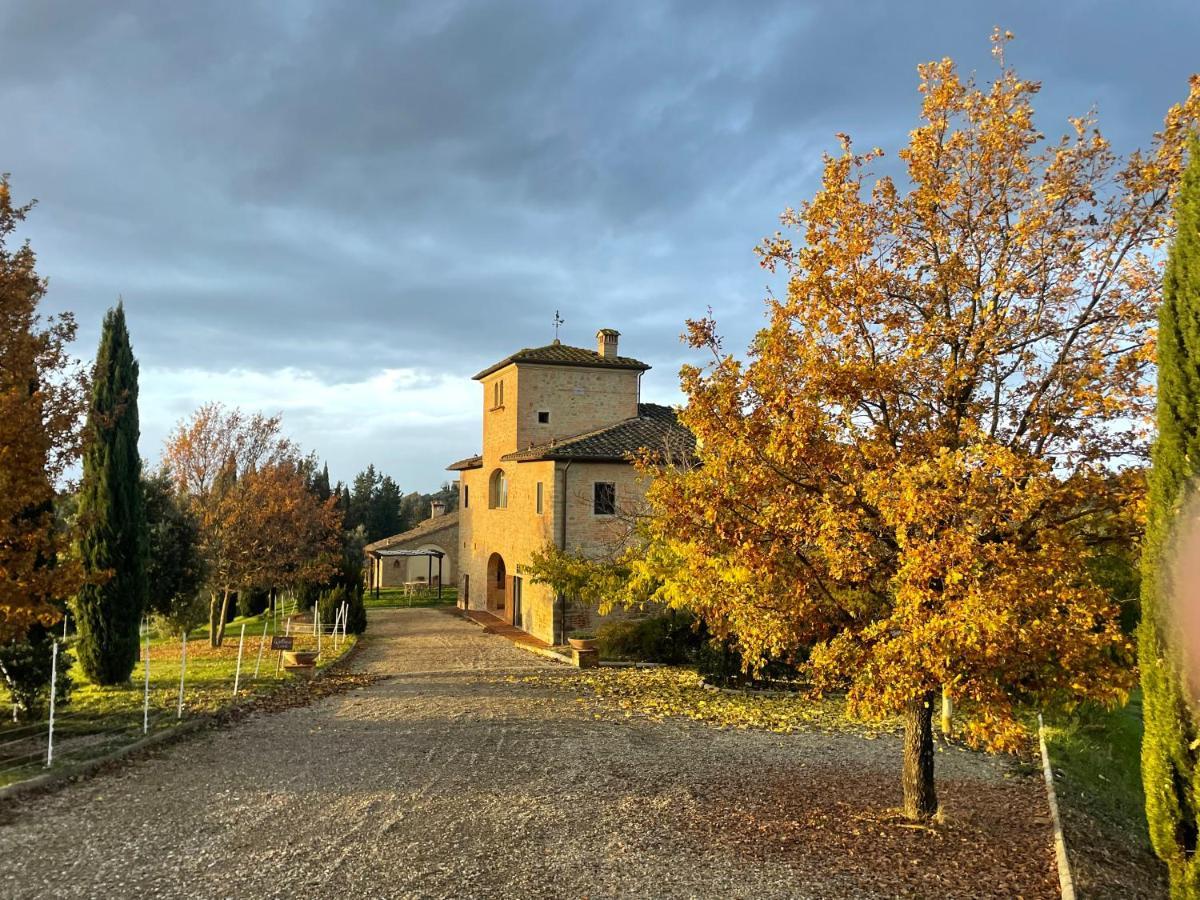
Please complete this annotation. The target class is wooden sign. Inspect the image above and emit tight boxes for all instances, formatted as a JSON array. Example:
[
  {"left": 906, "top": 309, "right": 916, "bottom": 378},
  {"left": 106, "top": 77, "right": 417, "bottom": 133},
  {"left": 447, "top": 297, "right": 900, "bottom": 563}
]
[{"left": 270, "top": 636, "right": 294, "bottom": 651}]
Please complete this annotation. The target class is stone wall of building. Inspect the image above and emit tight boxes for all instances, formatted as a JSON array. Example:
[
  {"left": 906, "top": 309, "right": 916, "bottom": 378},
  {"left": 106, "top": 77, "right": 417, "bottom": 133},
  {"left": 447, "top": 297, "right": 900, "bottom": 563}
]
[
  {"left": 512, "top": 364, "right": 641, "bottom": 451},
  {"left": 456, "top": 350, "right": 655, "bottom": 646},
  {"left": 457, "top": 454, "right": 651, "bottom": 645},
  {"left": 458, "top": 457, "right": 557, "bottom": 638}
]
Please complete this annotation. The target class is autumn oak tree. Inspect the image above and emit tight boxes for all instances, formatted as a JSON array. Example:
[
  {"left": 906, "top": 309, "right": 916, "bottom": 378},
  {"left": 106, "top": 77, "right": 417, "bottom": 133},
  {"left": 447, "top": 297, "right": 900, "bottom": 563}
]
[
  {"left": 639, "top": 35, "right": 1200, "bottom": 820},
  {"left": 163, "top": 403, "right": 341, "bottom": 645},
  {"left": 0, "top": 177, "right": 87, "bottom": 645}
]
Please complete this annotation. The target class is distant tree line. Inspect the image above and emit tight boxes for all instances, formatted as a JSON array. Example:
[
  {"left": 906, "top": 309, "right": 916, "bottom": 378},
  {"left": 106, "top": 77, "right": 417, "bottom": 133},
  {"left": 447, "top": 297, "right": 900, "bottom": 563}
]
[{"left": 312, "top": 462, "right": 457, "bottom": 545}]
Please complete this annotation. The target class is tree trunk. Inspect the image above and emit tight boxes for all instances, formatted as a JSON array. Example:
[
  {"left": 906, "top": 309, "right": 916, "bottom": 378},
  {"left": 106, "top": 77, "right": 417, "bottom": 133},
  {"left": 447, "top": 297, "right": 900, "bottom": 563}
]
[
  {"left": 902, "top": 691, "right": 938, "bottom": 821},
  {"left": 208, "top": 592, "right": 221, "bottom": 648},
  {"left": 213, "top": 589, "right": 232, "bottom": 647},
  {"left": 940, "top": 686, "right": 954, "bottom": 741}
]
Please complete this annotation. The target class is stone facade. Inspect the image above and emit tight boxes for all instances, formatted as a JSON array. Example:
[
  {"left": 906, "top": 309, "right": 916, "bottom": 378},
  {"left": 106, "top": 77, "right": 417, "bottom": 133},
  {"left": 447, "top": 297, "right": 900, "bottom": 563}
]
[{"left": 449, "top": 330, "right": 691, "bottom": 645}]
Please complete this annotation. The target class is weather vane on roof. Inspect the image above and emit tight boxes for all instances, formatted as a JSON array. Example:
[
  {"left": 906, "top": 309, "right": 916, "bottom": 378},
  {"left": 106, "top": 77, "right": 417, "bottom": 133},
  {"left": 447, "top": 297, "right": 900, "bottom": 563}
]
[{"left": 553, "top": 309, "right": 565, "bottom": 343}]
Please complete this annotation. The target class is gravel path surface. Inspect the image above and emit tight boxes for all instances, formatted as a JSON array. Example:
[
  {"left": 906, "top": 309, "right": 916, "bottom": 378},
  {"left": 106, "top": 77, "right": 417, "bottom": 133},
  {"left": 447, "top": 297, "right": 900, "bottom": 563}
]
[{"left": 0, "top": 608, "right": 1056, "bottom": 899}]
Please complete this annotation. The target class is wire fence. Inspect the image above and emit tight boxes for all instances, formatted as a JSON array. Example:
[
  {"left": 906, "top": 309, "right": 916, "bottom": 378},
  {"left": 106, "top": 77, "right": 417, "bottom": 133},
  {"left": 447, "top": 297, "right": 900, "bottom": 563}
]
[{"left": 0, "top": 599, "right": 356, "bottom": 790}]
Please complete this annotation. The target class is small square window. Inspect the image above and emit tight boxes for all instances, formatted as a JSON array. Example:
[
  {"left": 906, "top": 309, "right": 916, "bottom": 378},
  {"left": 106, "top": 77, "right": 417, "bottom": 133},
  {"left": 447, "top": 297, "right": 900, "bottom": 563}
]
[
  {"left": 537, "top": 410, "right": 550, "bottom": 424},
  {"left": 593, "top": 482, "right": 616, "bottom": 516}
]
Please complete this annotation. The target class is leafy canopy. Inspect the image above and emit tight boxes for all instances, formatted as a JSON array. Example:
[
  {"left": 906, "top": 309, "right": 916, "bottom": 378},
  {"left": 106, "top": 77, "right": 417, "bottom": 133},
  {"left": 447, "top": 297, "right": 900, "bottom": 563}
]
[
  {"left": 639, "top": 34, "right": 1200, "bottom": 752},
  {"left": 0, "top": 177, "right": 87, "bottom": 643}
]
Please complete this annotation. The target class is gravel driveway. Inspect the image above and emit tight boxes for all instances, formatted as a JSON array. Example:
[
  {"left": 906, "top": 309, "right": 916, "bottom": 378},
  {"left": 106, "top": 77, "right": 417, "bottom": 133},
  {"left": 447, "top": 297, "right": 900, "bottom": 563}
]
[{"left": 0, "top": 608, "right": 1056, "bottom": 899}]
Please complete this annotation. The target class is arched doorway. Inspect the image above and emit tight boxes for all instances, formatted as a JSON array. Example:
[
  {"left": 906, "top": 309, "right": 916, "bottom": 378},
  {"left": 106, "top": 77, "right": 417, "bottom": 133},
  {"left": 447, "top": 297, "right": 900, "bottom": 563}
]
[{"left": 486, "top": 552, "right": 508, "bottom": 617}]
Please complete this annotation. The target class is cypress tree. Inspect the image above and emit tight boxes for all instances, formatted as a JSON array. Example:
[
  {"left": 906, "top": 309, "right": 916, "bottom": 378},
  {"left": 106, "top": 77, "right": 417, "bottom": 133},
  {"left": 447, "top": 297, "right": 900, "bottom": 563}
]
[
  {"left": 1142, "top": 136, "right": 1200, "bottom": 897},
  {"left": 75, "top": 303, "right": 147, "bottom": 684}
]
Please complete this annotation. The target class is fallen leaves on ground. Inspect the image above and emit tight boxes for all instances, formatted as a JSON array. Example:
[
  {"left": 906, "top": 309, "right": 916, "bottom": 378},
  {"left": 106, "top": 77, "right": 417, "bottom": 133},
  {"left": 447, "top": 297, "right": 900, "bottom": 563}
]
[
  {"left": 690, "top": 766, "right": 1059, "bottom": 899},
  {"left": 506, "top": 666, "right": 898, "bottom": 737},
  {"left": 497, "top": 666, "right": 1060, "bottom": 898}
]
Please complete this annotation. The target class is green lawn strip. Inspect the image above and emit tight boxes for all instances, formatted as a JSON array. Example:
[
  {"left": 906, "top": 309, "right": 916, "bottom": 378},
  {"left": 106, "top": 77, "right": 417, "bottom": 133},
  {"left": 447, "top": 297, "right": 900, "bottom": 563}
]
[
  {"left": 365, "top": 587, "right": 457, "bottom": 609},
  {"left": 1041, "top": 692, "right": 1150, "bottom": 848},
  {"left": 0, "top": 614, "right": 356, "bottom": 787}
]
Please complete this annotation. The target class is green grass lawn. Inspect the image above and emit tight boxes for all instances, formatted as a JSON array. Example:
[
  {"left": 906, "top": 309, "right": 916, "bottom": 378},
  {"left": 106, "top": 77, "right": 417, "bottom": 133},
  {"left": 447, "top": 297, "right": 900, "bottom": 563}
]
[
  {"left": 1043, "top": 693, "right": 1147, "bottom": 843},
  {"left": 0, "top": 609, "right": 356, "bottom": 787},
  {"left": 365, "top": 586, "right": 457, "bottom": 609},
  {"left": 1041, "top": 691, "right": 1166, "bottom": 893}
]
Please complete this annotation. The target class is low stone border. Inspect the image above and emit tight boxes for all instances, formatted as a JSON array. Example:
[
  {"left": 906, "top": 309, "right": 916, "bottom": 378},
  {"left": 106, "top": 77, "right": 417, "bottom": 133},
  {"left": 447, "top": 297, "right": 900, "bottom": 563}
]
[
  {"left": 598, "top": 660, "right": 667, "bottom": 669},
  {"left": 0, "top": 637, "right": 363, "bottom": 807},
  {"left": 1038, "top": 713, "right": 1077, "bottom": 900}
]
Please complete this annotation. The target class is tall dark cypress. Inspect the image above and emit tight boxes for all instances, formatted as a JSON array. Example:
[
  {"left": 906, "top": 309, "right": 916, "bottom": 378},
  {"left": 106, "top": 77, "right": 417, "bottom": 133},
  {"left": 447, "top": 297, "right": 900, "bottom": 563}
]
[
  {"left": 1142, "top": 136, "right": 1200, "bottom": 897},
  {"left": 75, "top": 303, "right": 146, "bottom": 684}
]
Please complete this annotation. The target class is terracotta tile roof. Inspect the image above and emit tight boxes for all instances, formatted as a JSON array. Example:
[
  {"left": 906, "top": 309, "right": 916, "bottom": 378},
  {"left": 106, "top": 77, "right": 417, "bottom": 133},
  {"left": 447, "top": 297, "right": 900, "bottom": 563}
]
[
  {"left": 500, "top": 403, "right": 694, "bottom": 464},
  {"left": 364, "top": 509, "right": 459, "bottom": 553},
  {"left": 472, "top": 341, "right": 650, "bottom": 380},
  {"left": 446, "top": 454, "right": 483, "bottom": 471}
]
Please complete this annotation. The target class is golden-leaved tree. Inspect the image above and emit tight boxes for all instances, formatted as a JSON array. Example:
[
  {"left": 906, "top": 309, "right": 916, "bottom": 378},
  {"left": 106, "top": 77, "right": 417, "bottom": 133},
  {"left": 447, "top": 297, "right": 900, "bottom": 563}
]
[
  {"left": 0, "top": 177, "right": 87, "bottom": 643},
  {"left": 639, "top": 34, "right": 1200, "bottom": 820},
  {"left": 163, "top": 403, "right": 340, "bottom": 645}
]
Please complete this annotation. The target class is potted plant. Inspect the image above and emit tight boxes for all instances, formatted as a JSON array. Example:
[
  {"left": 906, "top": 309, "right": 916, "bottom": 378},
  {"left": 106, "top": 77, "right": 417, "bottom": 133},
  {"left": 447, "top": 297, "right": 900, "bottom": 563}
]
[{"left": 568, "top": 630, "right": 597, "bottom": 652}]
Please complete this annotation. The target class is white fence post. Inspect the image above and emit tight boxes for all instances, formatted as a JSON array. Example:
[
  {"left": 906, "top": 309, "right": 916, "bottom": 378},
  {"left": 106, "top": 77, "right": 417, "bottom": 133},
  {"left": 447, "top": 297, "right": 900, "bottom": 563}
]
[
  {"left": 177, "top": 632, "right": 187, "bottom": 720},
  {"left": 45, "top": 640, "right": 57, "bottom": 767},
  {"left": 316, "top": 609, "right": 322, "bottom": 659},
  {"left": 253, "top": 616, "right": 269, "bottom": 679},
  {"left": 143, "top": 628, "right": 151, "bottom": 734},
  {"left": 233, "top": 622, "right": 247, "bottom": 697}
]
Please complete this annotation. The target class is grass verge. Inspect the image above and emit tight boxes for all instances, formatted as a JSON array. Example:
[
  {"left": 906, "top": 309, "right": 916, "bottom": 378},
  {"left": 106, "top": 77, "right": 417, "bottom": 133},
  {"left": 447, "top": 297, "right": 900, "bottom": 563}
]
[
  {"left": 365, "top": 586, "right": 457, "bottom": 609},
  {"left": 0, "top": 610, "right": 356, "bottom": 788},
  {"left": 1041, "top": 692, "right": 1167, "bottom": 898}
]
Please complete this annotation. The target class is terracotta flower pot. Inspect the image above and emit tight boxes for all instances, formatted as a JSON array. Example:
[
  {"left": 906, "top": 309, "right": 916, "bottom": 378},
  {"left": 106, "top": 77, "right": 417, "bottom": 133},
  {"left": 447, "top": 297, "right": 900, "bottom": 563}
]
[{"left": 568, "top": 637, "right": 597, "bottom": 652}]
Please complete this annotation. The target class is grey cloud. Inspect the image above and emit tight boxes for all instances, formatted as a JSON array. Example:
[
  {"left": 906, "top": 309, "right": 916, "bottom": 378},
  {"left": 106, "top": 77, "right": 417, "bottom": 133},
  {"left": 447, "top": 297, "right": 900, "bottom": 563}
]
[{"left": 1, "top": 0, "right": 1196, "bottom": 485}]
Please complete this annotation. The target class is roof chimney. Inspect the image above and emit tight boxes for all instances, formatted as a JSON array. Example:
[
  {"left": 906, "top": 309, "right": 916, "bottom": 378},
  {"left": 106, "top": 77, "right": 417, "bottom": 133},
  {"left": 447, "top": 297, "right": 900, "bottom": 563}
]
[
  {"left": 430, "top": 499, "right": 446, "bottom": 518},
  {"left": 597, "top": 328, "right": 620, "bottom": 359}
]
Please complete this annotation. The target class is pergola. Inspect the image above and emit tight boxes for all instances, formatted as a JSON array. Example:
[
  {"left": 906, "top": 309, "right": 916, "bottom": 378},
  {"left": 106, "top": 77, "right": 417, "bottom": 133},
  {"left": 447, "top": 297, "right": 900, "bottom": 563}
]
[{"left": 368, "top": 548, "right": 445, "bottom": 601}]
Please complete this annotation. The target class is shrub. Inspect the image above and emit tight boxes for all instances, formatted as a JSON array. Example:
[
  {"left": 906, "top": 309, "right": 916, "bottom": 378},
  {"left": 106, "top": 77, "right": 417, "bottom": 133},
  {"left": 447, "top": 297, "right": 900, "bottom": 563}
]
[
  {"left": 317, "top": 586, "right": 348, "bottom": 628},
  {"left": 697, "top": 639, "right": 804, "bottom": 688},
  {"left": 318, "top": 584, "right": 367, "bottom": 636},
  {"left": 151, "top": 591, "right": 208, "bottom": 636},
  {"left": 294, "top": 581, "right": 321, "bottom": 613},
  {"left": 596, "top": 611, "right": 704, "bottom": 663},
  {"left": 0, "top": 625, "right": 73, "bottom": 719},
  {"left": 238, "top": 586, "right": 270, "bottom": 618},
  {"left": 345, "top": 582, "right": 367, "bottom": 635}
]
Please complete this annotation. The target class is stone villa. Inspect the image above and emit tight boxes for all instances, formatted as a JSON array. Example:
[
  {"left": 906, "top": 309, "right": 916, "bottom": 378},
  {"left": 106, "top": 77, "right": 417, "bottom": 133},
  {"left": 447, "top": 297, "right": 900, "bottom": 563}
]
[{"left": 445, "top": 328, "right": 692, "bottom": 645}]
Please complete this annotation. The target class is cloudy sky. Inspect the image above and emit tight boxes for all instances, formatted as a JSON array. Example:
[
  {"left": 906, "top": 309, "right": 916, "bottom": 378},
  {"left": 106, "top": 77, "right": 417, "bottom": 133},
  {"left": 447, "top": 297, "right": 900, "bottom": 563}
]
[{"left": 2, "top": 1, "right": 1197, "bottom": 489}]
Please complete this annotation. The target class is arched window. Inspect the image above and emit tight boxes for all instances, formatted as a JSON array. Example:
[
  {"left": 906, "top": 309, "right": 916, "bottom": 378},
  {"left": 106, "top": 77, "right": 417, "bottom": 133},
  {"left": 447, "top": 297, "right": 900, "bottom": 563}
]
[{"left": 488, "top": 468, "right": 508, "bottom": 509}]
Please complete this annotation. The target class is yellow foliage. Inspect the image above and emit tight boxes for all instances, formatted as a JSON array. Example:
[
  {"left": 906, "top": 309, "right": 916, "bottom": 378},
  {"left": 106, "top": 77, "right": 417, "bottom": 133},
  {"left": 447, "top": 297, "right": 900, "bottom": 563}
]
[{"left": 635, "top": 39, "right": 1198, "bottom": 753}]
